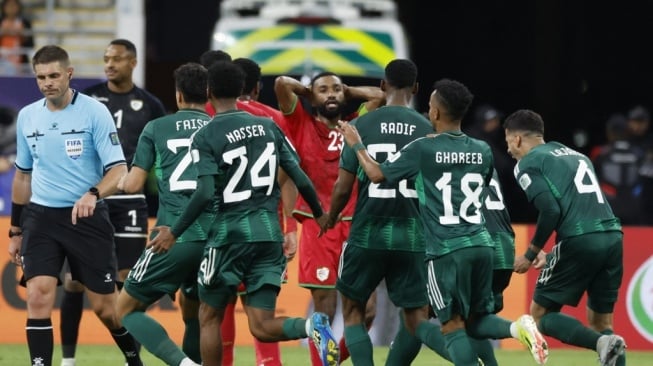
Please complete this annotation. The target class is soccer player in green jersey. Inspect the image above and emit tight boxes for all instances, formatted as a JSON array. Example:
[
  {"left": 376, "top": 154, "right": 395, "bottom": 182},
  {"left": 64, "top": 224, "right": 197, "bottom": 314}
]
[
  {"left": 337, "top": 79, "right": 549, "bottom": 366},
  {"left": 321, "top": 59, "right": 435, "bottom": 366},
  {"left": 115, "top": 62, "right": 211, "bottom": 366},
  {"left": 384, "top": 167, "right": 516, "bottom": 366},
  {"left": 147, "top": 60, "right": 338, "bottom": 366},
  {"left": 505, "top": 109, "right": 626, "bottom": 366}
]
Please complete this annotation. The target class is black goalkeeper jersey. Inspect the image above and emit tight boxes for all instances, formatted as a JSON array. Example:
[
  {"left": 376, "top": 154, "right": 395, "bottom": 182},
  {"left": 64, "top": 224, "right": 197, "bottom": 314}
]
[{"left": 83, "top": 82, "right": 166, "bottom": 165}]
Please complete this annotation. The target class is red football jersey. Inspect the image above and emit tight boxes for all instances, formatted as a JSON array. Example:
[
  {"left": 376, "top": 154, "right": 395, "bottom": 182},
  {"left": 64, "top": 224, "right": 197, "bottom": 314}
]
[
  {"left": 284, "top": 100, "right": 357, "bottom": 220},
  {"left": 205, "top": 101, "right": 216, "bottom": 117}
]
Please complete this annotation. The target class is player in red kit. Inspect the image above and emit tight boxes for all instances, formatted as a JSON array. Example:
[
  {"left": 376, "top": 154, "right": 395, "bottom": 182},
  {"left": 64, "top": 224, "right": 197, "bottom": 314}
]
[{"left": 274, "top": 71, "right": 384, "bottom": 364}]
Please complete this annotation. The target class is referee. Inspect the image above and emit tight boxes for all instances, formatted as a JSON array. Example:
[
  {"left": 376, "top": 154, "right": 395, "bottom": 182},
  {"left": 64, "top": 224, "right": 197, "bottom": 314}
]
[{"left": 8, "top": 45, "right": 143, "bottom": 366}]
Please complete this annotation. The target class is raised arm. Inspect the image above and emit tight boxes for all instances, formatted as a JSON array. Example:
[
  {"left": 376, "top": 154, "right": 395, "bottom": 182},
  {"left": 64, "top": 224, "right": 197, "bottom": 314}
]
[
  {"left": 274, "top": 75, "right": 310, "bottom": 114},
  {"left": 344, "top": 85, "right": 385, "bottom": 113}
]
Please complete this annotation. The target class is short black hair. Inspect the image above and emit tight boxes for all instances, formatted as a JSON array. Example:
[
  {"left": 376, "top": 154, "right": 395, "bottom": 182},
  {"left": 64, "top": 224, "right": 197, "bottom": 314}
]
[
  {"left": 385, "top": 59, "right": 417, "bottom": 89},
  {"left": 199, "top": 50, "right": 232, "bottom": 69},
  {"left": 503, "top": 109, "right": 545, "bottom": 135},
  {"left": 233, "top": 57, "right": 261, "bottom": 94},
  {"left": 208, "top": 60, "right": 245, "bottom": 99},
  {"left": 311, "top": 71, "right": 339, "bottom": 86},
  {"left": 432, "top": 78, "right": 473, "bottom": 121},
  {"left": 109, "top": 39, "right": 137, "bottom": 58},
  {"left": 174, "top": 62, "right": 207, "bottom": 104},
  {"left": 32, "top": 45, "right": 70, "bottom": 68}
]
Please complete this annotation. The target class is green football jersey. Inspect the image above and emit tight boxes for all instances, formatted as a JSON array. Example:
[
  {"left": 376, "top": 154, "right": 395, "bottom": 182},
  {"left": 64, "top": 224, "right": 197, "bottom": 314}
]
[
  {"left": 484, "top": 169, "right": 515, "bottom": 269},
  {"left": 190, "top": 110, "right": 300, "bottom": 246},
  {"left": 379, "top": 131, "right": 495, "bottom": 258},
  {"left": 515, "top": 141, "right": 621, "bottom": 240},
  {"left": 341, "top": 106, "right": 434, "bottom": 251},
  {"left": 131, "top": 109, "right": 214, "bottom": 243}
]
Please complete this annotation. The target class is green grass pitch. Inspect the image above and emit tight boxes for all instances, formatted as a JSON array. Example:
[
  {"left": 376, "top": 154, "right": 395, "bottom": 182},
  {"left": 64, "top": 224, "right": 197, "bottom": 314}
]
[{"left": 0, "top": 344, "right": 650, "bottom": 365}]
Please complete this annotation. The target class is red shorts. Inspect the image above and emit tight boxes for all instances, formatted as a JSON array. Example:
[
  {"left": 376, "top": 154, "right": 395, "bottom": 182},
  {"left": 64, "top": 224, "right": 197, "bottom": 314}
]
[{"left": 298, "top": 219, "right": 351, "bottom": 288}]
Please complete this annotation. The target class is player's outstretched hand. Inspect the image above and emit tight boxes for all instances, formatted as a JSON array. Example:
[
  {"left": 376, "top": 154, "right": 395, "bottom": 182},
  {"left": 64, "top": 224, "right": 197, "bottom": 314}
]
[
  {"left": 336, "top": 120, "right": 362, "bottom": 147},
  {"left": 148, "top": 226, "right": 176, "bottom": 254}
]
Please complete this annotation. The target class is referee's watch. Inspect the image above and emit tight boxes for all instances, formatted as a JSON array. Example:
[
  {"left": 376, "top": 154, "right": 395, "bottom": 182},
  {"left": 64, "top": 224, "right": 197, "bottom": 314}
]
[
  {"left": 8, "top": 229, "right": 22, "bottom": 238},
  {"left": 89, "top": 187, "right": 100, "bottom": 200}
]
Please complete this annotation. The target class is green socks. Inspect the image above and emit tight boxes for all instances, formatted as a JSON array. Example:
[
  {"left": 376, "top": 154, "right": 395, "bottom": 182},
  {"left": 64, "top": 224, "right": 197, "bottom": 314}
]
[
  {"left": 539, "top": 312, "right": 600, "bottom": 350},
  {"left": 122, "top": 311, "right": 186, "bottom": 366},
  {"left": 385, "top": 314, "right": 422, "bottom": 366},
  {"left": 444, "top": 329, "right": 478, "bottom": 366},
  {"left": 416, "top": 320, "right": 452, "bottom": 362},
  {"left": 281, "top": 317, "right": 308, "bottom": 339},
  {"left": 467, "top": 314, "right": 512, "bottom": 339},
  {"left": 469, "top": 338, "right": 498, "bottom": 366},
  {"left": 344, "top": 324, "right": 374, "bottom": 366},
  {"left": 182, "top": 317, "right": 201, "bottom": 363}
]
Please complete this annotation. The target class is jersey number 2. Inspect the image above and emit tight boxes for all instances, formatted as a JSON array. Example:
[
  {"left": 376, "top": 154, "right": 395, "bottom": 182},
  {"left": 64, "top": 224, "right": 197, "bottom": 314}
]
[
  {"left": 222, "top": 142, "right": 276, "bottom": 203},
  {"left": 367, "top": 143, "right": 416, "bottom": 198}
]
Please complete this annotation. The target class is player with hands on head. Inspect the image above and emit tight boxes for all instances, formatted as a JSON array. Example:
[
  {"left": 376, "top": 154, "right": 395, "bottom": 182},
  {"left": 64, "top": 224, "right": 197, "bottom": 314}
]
[
  {"left": 147, "top": 60, "right": 338, "bottom": 366},
  {"left": 274, "top": 70, "right": 384, "bottom": 365}
]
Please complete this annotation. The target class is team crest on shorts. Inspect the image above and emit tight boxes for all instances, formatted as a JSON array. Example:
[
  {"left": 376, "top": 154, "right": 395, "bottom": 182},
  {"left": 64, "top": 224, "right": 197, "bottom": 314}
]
[
  {"left": 65, "top": 138, "right": 83, "bottom": 159},
  {"left": 130, "top": 99, "right": 143, "bottom": 111},
  {"left": 316, "top": 267, "right": 330, "bottom": 282}
]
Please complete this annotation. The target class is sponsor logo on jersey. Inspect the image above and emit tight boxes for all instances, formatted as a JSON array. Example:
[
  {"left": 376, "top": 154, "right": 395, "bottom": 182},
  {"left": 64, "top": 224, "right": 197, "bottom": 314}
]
[
  {"left": 627, "top": 256, "right": 653, "bottom": 342},
  {"left": 109, "top": 132, "right": 120, "bottom": 145},
  {"left": 130, "top": 99, "right": 143, "bottom": 111},
  {"left": 93, "top": 95, "right": 109, "bottom": 103},
  {"left": 49, "top": 122, "right": 58, "bottom": 130},
  {"left": 316, "top": 267, "right": 329, "bottom": 282},
  {"left": 518, "top": 173, "right": 532, "bottom": 190},
  {"left": 65, "top": 139, "right": 83, "bottom": 159}
]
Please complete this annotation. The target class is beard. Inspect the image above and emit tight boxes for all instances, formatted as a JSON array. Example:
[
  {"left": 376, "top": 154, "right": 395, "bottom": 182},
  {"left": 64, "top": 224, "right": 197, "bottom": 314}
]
[{"left": 315, "top": 101, "right": 345, "bottom": 119}]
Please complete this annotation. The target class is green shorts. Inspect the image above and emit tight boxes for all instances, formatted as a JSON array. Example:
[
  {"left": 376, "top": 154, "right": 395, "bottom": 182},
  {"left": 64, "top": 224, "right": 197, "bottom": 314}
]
[
  {"left": 124, "top": 240, "right": 205, "bottom": 304},
  {"left": 198, "top": 242, "right": 286, "bottom": 310},
  {"left": 534, "top": 231, "right": 623, "bottom": 313},
  {"left": 336, "top": 243, "right": 428, "bottom": 308},
  {"left": 427, "top": 247, "right": 495, "bottom": 323}
]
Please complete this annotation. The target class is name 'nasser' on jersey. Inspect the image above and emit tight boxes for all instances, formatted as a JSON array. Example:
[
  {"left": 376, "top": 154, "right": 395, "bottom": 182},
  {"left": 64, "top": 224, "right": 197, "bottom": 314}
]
[
  {"left": 190, "top": 110, "right": 300, "bottom": 246},
  {"left": 283, "top": 100, "right": 358, "bottom": 219}
]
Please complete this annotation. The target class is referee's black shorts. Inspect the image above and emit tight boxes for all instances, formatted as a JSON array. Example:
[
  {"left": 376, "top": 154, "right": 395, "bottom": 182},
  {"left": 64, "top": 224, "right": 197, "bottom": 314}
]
[{"left": 21, "top": 202, "right": 117, "bottom": 294}]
